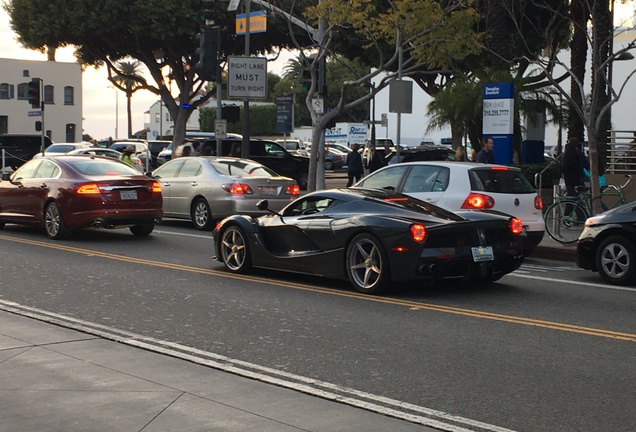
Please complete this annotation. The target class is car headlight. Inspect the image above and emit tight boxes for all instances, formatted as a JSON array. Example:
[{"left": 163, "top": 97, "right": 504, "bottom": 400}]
[{"left": 585, "top": 214, "right": 606, "bottom": 227}]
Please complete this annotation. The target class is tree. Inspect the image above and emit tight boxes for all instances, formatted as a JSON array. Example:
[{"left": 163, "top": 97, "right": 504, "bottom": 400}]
[
  {"left": 510, "top": 0, "right": 636, "bottom": 215},
  {"left": 112, "top": 60, "right": 143, "bottom": 138},
  {"left": 5, "top": 0, "right": 312, "bottom": 151}
]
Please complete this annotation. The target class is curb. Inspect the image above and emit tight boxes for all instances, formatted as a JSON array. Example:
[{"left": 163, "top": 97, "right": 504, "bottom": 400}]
[{"left": 531, "top": 245, "right": 577, "bottom": 262}]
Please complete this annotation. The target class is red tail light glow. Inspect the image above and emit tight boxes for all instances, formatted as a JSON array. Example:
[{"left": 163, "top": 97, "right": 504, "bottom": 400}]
[
  {"left": 151, "top": 181, "right": 162, "bottom": 193},
  {"left": 222, "top": 183, "right": 254, "bottom": 194},
  {"left": 510, "top": 217, "right": 523, "bottom": 234},
  {"left": 490, "top": 166, "right": 508, "bottom": 171},
  {"left": 461, "top": 193, "right": 495, "bottom": 209},
  {"left": 286, "top": 184, "right": 300, "bottom": 195},
  {"left": 410, "top": 224, "right": 427, "bottom": 242},
  {"left": 534, "top": 195, "right": 543, "bottom": 210},
  {"left": 76, "top": 183, "right": 102, "bottom": 194}
]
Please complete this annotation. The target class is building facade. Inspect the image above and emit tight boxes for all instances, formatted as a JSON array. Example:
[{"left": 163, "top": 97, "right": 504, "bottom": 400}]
[{"left": 0, "top": 58, "right": 82, "bottom": 142}]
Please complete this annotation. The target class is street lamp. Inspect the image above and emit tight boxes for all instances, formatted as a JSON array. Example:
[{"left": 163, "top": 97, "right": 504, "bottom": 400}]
[{"left": 108, "top": 86, "right": 119, "bottom": 139}]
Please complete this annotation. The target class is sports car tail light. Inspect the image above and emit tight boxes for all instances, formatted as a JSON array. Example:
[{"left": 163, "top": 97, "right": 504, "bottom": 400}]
[
  {"left": 534, "top": 195, "right": 543, "bottom": 210},
  {"left": 222, "top": 183, "right": 254, "bottom": 194},
  {"left": 151, "top": 181, "right": 162, "bottom": 193},
  {"left": 461, "top": 193, "right": 495, "bottom": 209},
  {"left": 410, "top": 224, "right": 427, "bottom": 242},
  {"left": 75, "top": 183, "right": 102, "bottom": 194},
  {"left": 285, "top": 184, "right": 300, "bottom": 195},
  {"left": 510, "top": 217, "right": 523, "bottom": 234}
]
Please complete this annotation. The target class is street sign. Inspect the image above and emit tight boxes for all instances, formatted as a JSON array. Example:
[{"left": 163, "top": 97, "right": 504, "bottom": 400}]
[
  {"left": 227, "top": 56, "right": 268, "bottom": 99},
  {"left": 28, "top": 110, "right": 42, "bottom": 117},
  {"left": 236, "top": 11, "right": 267, "bottom": 35},
  {"left": 215, "top": 119, "right": 228, "bottom": 139},
  {"left": 276, "top": 95, "right": 293, "bottom": 133},
  {"left": 311, "top": 97, "right": 324, "bottom": 115},
  {"left": 227, "top": 0, "right": 240, "bottom": 12}
]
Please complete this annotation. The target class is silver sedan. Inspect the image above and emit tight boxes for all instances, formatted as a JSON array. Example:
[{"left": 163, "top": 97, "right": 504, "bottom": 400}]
[{"left": 152, "top": 156, "right": 300, "bottom": 230}]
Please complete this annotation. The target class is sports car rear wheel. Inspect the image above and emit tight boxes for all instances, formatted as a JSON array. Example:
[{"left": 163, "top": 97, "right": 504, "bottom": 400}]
[
  {"left": 346, "top": 234, "right": 389, "bottom": 294},
  {"left": 220, "top": 225, "right": 252, "bottom": 273},
  {"left": 596, "top": 235, "right": 636, "bottom": 285},
  {"left": 45, "top": 202, "right": 70, "bottom": 240}
]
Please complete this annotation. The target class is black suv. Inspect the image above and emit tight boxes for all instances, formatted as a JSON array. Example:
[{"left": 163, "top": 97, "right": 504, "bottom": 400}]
[
  {"left": 200, "top": 139, "right": 310, "bottom": 189},
  {"left": 146, "top": 140, "right": 171, "bottom": 168},
  {"left": 385, "top": 145, "right": 455, "bottom": 164},
  {"left": 0, "top": 133, "right": 53, "bottom": 170}
]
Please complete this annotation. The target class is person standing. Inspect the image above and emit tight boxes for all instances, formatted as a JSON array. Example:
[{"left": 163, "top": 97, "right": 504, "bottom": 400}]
[
  {"left": 476, "top": 137, "right": 495, "bottom": 164},
  {"left": 191, "top": 141, "right": 201, "bottom": 156},
  {"left": 121, "top": 145, "right": 135, "bottom": 167},
  {"left": 365, "top": 143, "right": 386, "bottom": 173},
  {"left": 562, "top": 137, "right": 589, "bottom": 197},
  {"left": 346, "top": 144, "right": 364, "bottom": 186}
]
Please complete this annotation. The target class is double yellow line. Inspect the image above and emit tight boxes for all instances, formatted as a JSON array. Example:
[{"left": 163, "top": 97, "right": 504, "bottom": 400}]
[{"left": 2, "top": 234, "right": 635, "bottom": 342}]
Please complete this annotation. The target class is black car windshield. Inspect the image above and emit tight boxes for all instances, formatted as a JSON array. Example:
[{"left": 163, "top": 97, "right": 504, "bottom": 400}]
[
  {"left": 67, "top": 159, "right": 140, "bottom": 176},
  {"left": 209, "top": 158, "right": 279, "bottom": 177}
]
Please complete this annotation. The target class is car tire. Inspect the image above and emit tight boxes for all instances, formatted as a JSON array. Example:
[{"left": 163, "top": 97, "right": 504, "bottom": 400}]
[
  {"left": 0, "top": 222, "right": 4, "bottom": 230},
  {"left": 191, "top": 198, "right": 214, "bottom": 230},
  {"left": 595, "top": 235, "right": 636, "bottom": 285},
  {"left": 346, "top": 233, "right": 390, "bottom": 294},
  {"left": 130, "top": 224, "right": 154, "bottom": 236},
  {"left": 44, "top": 202, "right": 70, "bottom": 240},
  {"left": 219, "top": 225, "right": 252, "bottom": 273},
  {"left": 325, "top": 161, "right": 334, "bottom": 170}
]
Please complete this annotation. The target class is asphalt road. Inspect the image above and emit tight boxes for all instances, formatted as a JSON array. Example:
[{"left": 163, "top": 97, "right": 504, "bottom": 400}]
[{"left": 0, "top": 222, "right": 633, "bottom": 432}]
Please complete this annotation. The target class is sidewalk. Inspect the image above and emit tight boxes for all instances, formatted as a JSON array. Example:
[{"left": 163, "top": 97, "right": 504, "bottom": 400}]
[{"left": 0, "top": 236, "right": 573, "bottom": 432}]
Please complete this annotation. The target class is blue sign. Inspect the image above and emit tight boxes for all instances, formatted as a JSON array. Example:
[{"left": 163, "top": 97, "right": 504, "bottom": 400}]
[
  {"left": 483, "top": 82, "right": 514, "bottom": 99},
  {"left": 483, "top": 82, "right": 515, "bottom": 164},
  {"left": 276, "top": 95, "right": 293, "bottom": 133},
  {"left": 28, "top": 110, "right": 42, "bottom": 117}
]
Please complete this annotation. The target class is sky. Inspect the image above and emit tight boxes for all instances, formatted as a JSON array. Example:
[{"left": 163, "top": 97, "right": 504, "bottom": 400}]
[{"left": 2, "top": 4, "right": 635, "bottom": 141}]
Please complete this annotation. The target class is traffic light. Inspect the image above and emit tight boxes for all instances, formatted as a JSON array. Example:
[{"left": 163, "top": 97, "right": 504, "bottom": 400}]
[
  {"left": 301, "top": 55, "right": 314, "bottom": 92},
  {"left": 27, "top": 78, "right": 41, "bottom": 109},
  {"left": 318, "top": 56, "right": 327, "bottom": 96},
  {"left": 195, "top": 25, "right": 219, "bottom": 81},
  {"left": 222, "top": 105, "right": 240, "bottom": 123}
]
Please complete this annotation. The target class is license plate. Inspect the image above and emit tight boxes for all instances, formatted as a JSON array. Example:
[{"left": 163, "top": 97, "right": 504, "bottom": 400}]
[
  {"left": 120, "top": 190, "right": 138, "bottom": 200},
  {"left": 260, "top": 186, "right": 277, "bottom": 196},
  {"left": 471, "top": 246, "right": 494, "bottom": 262}
]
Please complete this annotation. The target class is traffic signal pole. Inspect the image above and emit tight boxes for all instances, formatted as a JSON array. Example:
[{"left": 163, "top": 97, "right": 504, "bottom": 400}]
[{"left": 241, "top": 0, "right": 251, "bottom": 158}]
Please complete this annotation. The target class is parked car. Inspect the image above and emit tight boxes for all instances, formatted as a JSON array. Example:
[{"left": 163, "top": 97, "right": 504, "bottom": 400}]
[
  {"left": 576, "top": 201, "right": 636, "bottom": 285},
  {"left": 354, "top": 161, "right": 545, "bottom": 255},
  {"left": 66, "top": 147, "right": 144, "bottom": 172},
  {"left": 325, "top": 147, "right": 346, "bottom": 170},
  {"left": 0, "top": 133, "right": 53, "bottom": 170},
  {"left": 152, "top": 156, "right": 300, "bottom": 230},
  {"left": 33, "top": 142, "right": 93, "bottom": 158},
  {"left": 0, "top": 155, "right": 162, "bottom": 239},
  {"left": 146, "top": 140, "right": 172, "bottom": 168},
  {"left": 213, "top": 188, "right": 524, "bottom": 294},
  {"left": 109, "top": 141, "right": 151, "bottom": 169},
  {"left": 385, "top": 145, "right": 455, "bottom": 164}
]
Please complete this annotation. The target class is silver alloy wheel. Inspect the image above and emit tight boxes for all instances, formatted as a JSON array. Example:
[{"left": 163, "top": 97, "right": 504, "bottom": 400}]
[
  {"left": 220, "top": 226, "right": 249, "bottom": 272},
  {"left": 45, "top": 202, "right": 62, "bottom": 238},
  {"left": 600, "top": 241, "right": 631, "bottom": 279},
  {"left": 192, "top": 199, "right": 211, "bottom": 230},
  {"left": 348, "top": 236, "right": 383, "bottom": 291}
]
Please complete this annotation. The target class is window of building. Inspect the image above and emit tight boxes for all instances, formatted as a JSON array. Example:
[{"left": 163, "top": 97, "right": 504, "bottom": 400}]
[
  {"left": 17, "top": 83, "right": 28, "bottom": 100},
  {"left": 0, "top": 116, "right": 7, "bottom": 134},
  {"left": 166, "top": 112, "right": 172, "bottom": 122},
  {"left": 155, "top": 113, "right": 160, "bottom": 123},
  {"left": 64, "top": 86, "right": 74, "bottom": 105},
  {"left": 0, "top": 83, "right": 12, "bottom": 100},
  {"left": 44, "top": 85, "right": 54, "bottom": 104}
]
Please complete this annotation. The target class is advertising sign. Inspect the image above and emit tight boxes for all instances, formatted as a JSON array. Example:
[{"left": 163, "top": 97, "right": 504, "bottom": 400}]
[{"left": 482, "top": 82, "right": 514, "bottom": 164}]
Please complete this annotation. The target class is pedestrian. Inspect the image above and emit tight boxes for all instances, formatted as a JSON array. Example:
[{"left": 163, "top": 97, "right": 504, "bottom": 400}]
[
  {"left": 181, "top": 145, "right": 192, "bottom": 157},
  {"left": 191, "top": 141, "right": 201, "bottom": 156},
  {"left": 364, "top": 143, "right": 386, "bottom": 173},
  {"left": 562, "top": 137, "right": 589, "bottom": 198},
  {"left": 346, "top": 143, "right": 364, "bottom": 187},
  {"left": 455, "top": 145, "right": 466, "bottom": 161},
  {"left": 475, "top": 137, "right": 495, "bottom": 164},
  {"left": 204, "top": 146, "right": 215, "bottom": 156},
  {"left": 230, "top": 142, "right": 241, "bottom": 157},
  {"left": 121, "top": 145, "right": 135, "bottom": 167}
]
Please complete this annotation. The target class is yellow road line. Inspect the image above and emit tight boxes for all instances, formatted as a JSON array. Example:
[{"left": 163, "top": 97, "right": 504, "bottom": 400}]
[{"left": 2, "top": 234, "right": 634, "bottom": 342}]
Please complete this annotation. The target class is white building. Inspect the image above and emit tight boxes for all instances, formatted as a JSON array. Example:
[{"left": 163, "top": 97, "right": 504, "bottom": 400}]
[
  {"left": 0, "top": 58, "right": 82, "bottom": 142},
  {"left": 144, "top": 100, "right": 200, "bottom": 139}
]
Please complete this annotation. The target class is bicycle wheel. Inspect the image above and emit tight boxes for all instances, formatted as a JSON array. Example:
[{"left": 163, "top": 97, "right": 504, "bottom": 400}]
[{"left": 544, "top": 200, "right": 588, "bottom": 244}]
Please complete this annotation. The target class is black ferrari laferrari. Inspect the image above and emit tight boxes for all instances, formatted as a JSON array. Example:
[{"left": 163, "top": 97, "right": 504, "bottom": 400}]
[{"left": 212, "top": 188, "right": 524, "bottom": 294}]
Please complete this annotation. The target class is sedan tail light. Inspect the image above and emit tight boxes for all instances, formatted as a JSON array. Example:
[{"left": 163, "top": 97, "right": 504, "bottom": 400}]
[
  {"left": 75, "top": 183, "right": 102, "bottom": 194},
  {"left": 510, "top": 217, "right": 523, "bottom": 234},
  {"left": 222, "top": 183, "right": 254, "bottom": 194},
  {"left": 151, "top": 181, "right": 162, "bottom": 193},
  {"left": 286, "top": 184, "right": 300, "bottom": 195},
  {"left": 534, "top": 195, "right": 543, "bottom": 210},
  {"left": 461, "top": 193, "right": 495, "bottom": 209}
]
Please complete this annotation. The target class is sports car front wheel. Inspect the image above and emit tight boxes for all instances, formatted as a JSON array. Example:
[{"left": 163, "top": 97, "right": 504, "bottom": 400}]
[
  {"left": 346, "top": 234, "right": 389, "bottom": 294},
  {"left": 219, "top": 225, "right": 252, "bottom": 273},
  {"left": 596, "top": 235, "right": 636, "bottom": 285}
]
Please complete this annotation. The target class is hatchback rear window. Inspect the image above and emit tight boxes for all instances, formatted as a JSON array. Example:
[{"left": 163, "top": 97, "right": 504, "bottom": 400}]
[{"left": 469, "top": 168, "right": 535, "bottom": 194}]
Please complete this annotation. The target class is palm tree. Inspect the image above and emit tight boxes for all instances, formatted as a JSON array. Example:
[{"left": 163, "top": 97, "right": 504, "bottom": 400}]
[{"left": 113, "top": 61, "right": 143, "bottom": 138}]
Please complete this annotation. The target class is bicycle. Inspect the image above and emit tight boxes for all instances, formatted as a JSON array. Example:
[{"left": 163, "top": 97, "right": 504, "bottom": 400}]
[{"left": 543, "top": 174, "right": 632, "bottom": 244}]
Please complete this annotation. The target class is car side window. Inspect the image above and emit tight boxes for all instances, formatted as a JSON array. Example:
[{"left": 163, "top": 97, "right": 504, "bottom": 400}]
[
  {"left": 357, "top": 166, "right": 408, "bottom": 191},
  {"left": 264, "top": 142, "right": 286, "bottom": 156},
  {"left": 285, "top": 197, "right": 334, "bottom": 216},
  {"left": 178, "top": 159, "right": 202, "bottom": 177},
  {"left": 153, "top": 160, "right": 184, "bottom": 179},
  {"left": 402, "top": 166, "right": 444, "bottom": 193},
  {"left": 34, "top": 160, "right": 60, "bottom": 179},
  {"left": 13, "top": 160, "right": 41, "bottom": 180}
]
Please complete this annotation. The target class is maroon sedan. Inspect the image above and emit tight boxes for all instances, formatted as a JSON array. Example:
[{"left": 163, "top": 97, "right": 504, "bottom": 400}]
[{"left": 0, "top": 155, "right": 163, "bottom": 239}]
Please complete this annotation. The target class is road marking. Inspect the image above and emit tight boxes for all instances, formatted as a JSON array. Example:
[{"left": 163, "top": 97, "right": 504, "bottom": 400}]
[
  {"left": 153, "top": 229, "right": 212, "bottom": 239},
  {"left": 507, "top": 273, "right": 636, "bottom": 293},
  {"left": 0, "top": 299, "right": 519, "bottom": 432},
  {"left": 1, "top": 234, "right": 635, "bottom": 342}
]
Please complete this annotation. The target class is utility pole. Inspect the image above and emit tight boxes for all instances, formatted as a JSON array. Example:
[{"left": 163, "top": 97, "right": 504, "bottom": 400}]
[{"left": 241, "top": 0, "right": 251, "bottom": 158}]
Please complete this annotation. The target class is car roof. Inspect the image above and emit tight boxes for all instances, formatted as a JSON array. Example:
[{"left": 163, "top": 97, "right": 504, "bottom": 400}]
[{"left": 390, "top": 161, "right": 521, "bottom": 171}]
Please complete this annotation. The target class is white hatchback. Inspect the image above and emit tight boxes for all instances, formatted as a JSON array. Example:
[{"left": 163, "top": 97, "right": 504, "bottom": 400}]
[{"left": 354, "top": 161, "right": 545, "bottom": 255}]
